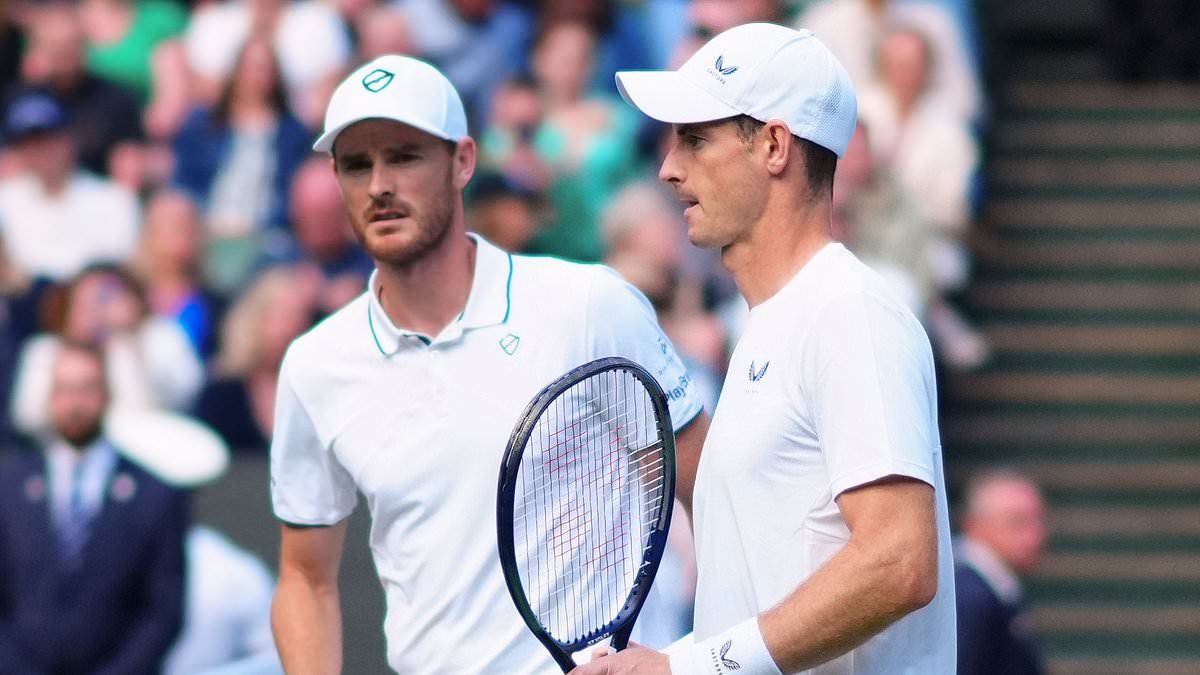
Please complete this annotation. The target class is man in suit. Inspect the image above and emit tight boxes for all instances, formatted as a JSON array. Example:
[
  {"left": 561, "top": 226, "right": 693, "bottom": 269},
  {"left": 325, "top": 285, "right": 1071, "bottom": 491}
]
[
  {"left": 956, "top": 470, "right": 1048, "bottom": 675},
  {"left": 0, "top": 341, "right": 187, "bottom": 674}
]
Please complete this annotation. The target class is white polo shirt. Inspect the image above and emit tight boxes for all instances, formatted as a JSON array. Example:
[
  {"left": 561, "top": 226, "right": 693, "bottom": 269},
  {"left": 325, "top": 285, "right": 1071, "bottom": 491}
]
[
  {"left": 692, "top": 243, "right": 956, "bottom": 674},
  {"left": 270, "top": 234, "right": 703, "bottom": 674}
]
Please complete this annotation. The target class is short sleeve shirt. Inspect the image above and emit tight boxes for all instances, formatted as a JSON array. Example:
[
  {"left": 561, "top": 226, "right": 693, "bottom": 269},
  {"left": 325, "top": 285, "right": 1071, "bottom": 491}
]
[
  {"left": 270, "top": 235, "right": 703, "bottom": 673},
  {"left": 692, "top": 243, "right": 956, "bottom": 674}
]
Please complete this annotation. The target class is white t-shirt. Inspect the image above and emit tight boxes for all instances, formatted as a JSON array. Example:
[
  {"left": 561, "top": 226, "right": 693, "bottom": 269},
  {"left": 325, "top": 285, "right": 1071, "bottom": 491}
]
[
  {"left": 0, "top": 172, "right": 140, "bottom": 281},
  {"left": 692, "top": 243, "right": 956, "bottom": 674},
  {"left": 270, "top": 235, "right": 704, "bottom": 674}
]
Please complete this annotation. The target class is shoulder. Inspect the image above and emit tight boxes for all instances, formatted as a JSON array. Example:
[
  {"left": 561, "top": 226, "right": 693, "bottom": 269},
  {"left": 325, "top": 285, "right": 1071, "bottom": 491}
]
[
  {"left": 508, "top": 253, "right": 613, "bottom": 304},
  {"left": 802, "top": 245, "right": 918, "bottom": 325},
  {"left": 280, "top": 292, "right": 373, "bottom": 382},
  {"left": 954, "top": 562, "right": 1002, "bottom": 608}
]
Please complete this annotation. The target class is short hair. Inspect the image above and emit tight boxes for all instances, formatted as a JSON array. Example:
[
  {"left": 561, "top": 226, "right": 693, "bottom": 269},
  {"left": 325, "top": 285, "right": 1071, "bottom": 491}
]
[
  {"left": 962, "top": 469, "right": 1040, "bottom": 519},
  {"left": 732, "top": 115, "right": 837, "bottom": 197}
]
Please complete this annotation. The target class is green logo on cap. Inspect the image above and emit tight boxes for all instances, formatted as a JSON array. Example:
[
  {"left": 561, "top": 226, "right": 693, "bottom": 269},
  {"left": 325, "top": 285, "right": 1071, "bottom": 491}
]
[{"left": 362, "top": 68, "right": 394, "bottom": 93}]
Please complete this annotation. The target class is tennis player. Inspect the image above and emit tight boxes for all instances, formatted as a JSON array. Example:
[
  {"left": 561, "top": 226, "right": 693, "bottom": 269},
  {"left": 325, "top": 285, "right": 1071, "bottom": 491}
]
[
  {"left": 577, "top": 23, "right": 956, "bottom": 674},
  {"left": 268, "top": 55, "right": 709, "bottom": 673}
]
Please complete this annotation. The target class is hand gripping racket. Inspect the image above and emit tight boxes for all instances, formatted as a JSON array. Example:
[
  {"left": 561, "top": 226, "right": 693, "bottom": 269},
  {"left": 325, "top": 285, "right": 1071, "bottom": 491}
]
[{"left": 497, "top": 357, "right": 676, "bottom": 671}]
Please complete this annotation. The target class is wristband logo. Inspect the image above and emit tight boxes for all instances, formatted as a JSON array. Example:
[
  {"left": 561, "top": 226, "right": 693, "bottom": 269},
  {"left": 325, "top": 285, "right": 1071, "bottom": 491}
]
[{"left": 709, "top": 639, "right": 742, "bottom": 672}]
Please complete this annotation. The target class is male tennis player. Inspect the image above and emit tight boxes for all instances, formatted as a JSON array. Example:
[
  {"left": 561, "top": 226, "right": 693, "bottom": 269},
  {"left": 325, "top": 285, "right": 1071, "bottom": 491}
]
[
  {"left": 267, "top": 54, "right": 709, "bottom": 674},
  {"left": 576, "top": 22, "right": 956, "bottom": 674}
]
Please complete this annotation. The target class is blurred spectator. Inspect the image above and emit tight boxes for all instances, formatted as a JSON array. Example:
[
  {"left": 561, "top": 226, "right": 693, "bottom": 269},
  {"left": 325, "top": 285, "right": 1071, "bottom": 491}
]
[
  {"left": 183, "top": 0, "right": 351, "bottom": 126},
  {"left": 0, "top": 341, "right": 187, "bottom": 673},
  {"left": 80, "top": 0, "right": 188, "bottom": 101},
  {"left": 797, "top": 0, "right": 983, "bottom": 124},
  {"left": 172, "top": 36, "right": 311, "bottom": 294},
  {"left": 858, "top": 24, "right": 987, "bottom": 369},
  {"left": 483, "top": 18, "right": 639, "bottom": 262},
  {"left": 860, "top": 25, "right": 977, "bottom": 233},
  {"left": 956, "top": 471, "right": 1048, "bottom": 675},
  {"left": 467, "top": 170, "right": 544, "bottom": 254},
  {"left": 14, "top": 2, "right": 147, "bottom": 179},
  {"left": 353, "top": 4, "right": 415, "bottom": 62},
  {"left": 601, "top": 180, "right": 724, "bottom": 412},
  {"left": 133, "top": 189, "right": 219, "bottom": 358},
  {"left": 689, "top": 0, "right": 784, "bottom": 36},
  {"left": 832, "top": 122, "right": 933, "bottom": 316},
  {"left": 11, "top": 264, "right": 204, "bottom": 438},
  {"left": 0, "top": 237, "right": 42, "bottom": 446},
  {"left": 194, "top": 265, "right": 320, "bottom": 450},
  {"left": 278, "top": 156, "right": 371, "bottom": 314},
  {"left": 0, "top": 89, "right": 141, "bottom": 282},
  {"left": 399, "top": 0, "right": 535, "bottom": 124},
  {"left": 164, "top": 525, "right": 280, "bottom": 675},
  {"left": 537, "top": 0, "right": 654, "bottom": 95}
]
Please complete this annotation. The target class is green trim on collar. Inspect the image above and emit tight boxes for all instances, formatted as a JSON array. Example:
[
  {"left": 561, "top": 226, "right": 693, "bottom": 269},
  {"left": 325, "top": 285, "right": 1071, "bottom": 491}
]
[
  {"left": 367, "top": 302, "right": 389, "bottom": 357},
  {"left": 502, "top": 253, "right": 514, "bottom": 324}
]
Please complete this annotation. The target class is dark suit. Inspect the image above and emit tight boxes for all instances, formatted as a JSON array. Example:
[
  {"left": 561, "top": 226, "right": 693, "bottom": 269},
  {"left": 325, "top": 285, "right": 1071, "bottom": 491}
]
[
  {"left": 0, "top": 447, "right": 188, "bottom": 675},
  {"left": 956, "top": 561, "right": 1044, "bottom": 675}
]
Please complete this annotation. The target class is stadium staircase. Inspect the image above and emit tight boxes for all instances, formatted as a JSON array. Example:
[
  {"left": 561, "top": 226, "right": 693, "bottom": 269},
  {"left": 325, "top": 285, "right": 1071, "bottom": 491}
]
[{"left": 941, "top": 3, "right": 1200, "bottom": 673}]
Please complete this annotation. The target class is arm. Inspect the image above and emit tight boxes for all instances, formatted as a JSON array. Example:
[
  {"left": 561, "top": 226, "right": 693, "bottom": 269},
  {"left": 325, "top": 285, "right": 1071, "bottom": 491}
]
[
  {"left": 272, "top": 521, "right": 347, "bottom": 675},
  {"left": 94, "top": 490, "right": 189, "bottom": 675},
  {"left": 672, "top": 412, "right": 709, "bottom": 523},
  {"left": 571, "top": 477, "right": 937, "bottom": 675},
  {"left": 758, "top": 477, "right": 938, "bottom": 671}
]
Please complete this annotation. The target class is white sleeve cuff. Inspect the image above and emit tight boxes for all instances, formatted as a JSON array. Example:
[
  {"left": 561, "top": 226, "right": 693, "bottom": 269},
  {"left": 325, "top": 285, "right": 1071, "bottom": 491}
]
[{"left": 668, "top": 618, "right": 782, "bottom": 675}]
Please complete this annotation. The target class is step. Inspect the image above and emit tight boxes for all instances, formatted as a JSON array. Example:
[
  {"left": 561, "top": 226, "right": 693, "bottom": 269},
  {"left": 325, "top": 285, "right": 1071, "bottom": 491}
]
[
  {"left": 972, "top": 281, "right": 1200, "bottom": 313},
  {"left": 976, "top": 241, "right": 1200, "bottom": 273},
  {"left": 1035, "top": 605, "right": 1200, "bottom": 635},
  {"left": 980, "top": 324, "right": 1200, "bottom": 356},
  {"left": 991, "top": 157, "right": 1200, "bottom": 189},
  {"left": 1035, "top": 552, "right": 1200, "bottom": 583},
  {"left": 1005, "top": 82, "right": 1200, "bottom": 113},
  {"left": 946, "top": 461, "right": 1200, "bottom": 493},
  {"left": 943, "top": 414, "right": 1200, "bottom": 445},
  {"left": 949, "top": 372, "right": 1200, "bottom": 406},
  {"left": 987, "top": 198, "right": 1200, "bottom": 230},
  {"left": 1052, "top": 507, "right": 1200, "bottom": 538},
  {"left": 995, "top": 119, "right": 1200, "bottom": 154},
  {"left": 1050, "top": 657, "right": 1200, "bottom": 675}
]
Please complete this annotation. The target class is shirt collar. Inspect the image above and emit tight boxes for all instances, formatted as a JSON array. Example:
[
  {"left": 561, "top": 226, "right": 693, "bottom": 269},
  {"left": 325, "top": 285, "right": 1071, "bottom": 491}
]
[
  {"left": 366, "top": 233, "right": 514, "bottom": 356},
  {"left": 957, "top": 537, "right": 1024, "bottom": 605}
]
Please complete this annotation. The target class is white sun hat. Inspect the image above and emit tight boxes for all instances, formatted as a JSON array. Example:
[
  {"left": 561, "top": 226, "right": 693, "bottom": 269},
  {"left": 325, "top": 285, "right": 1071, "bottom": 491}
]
[
  {"left": 313, "top": 54, "right": 468, "bottom": 153},
  {"left": 615, "top": 22, "right": 858, "bottom": 157}
]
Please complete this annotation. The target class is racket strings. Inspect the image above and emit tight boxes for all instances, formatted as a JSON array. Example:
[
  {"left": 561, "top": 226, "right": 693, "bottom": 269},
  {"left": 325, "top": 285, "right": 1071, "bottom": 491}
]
[{"left": 513, "top": 369, "right": 669, "bottom": 644}]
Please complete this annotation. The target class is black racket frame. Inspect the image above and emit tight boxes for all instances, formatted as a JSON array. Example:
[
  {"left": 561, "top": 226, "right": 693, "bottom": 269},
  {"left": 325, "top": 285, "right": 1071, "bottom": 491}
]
[{"left": 496, "top": 357, "right": 677, "bottom": 672}]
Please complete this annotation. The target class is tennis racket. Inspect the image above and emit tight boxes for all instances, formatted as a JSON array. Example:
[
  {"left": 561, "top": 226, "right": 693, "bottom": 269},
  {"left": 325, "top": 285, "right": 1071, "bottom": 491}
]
[{"left": 496, "top": 357, "right": 676, "bottom": 672}]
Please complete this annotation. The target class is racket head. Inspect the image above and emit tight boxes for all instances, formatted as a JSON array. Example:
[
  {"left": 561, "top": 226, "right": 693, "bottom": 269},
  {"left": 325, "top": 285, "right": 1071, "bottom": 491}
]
[{"left": 496, "top": 357, "right": 676, "bottom": 670}]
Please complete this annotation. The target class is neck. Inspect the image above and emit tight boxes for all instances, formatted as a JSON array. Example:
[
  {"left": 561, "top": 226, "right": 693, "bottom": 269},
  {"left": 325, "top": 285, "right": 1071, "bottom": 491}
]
[
  {"left": 721, "top": 191, "right": 833, "bottom": 307},
  {"left": 375, "top": 228, "right": 476, "bottom": 337}
]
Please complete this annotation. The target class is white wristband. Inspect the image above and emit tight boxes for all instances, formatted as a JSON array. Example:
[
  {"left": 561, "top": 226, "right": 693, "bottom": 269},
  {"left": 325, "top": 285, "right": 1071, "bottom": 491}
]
[{"left": 668, "top": 617, "right": 782, "bottom": 675}]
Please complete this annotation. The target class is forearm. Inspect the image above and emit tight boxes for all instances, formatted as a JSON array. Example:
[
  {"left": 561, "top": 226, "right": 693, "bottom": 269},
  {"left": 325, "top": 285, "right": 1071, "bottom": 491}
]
[
  {"left": 272, "top": 572, "right": 343, "bottom": 674},
  {"left": 760, "top": 536, "right": 934, "bottom": 672}
]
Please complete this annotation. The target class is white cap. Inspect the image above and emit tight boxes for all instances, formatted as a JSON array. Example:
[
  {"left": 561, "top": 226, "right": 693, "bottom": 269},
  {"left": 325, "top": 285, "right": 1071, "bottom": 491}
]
[
  {"left": 313, "top": 54, "right": 468, "bottom": 153},
  {"left": 615, "top": 23, "right": 857, "bottom": 157}
]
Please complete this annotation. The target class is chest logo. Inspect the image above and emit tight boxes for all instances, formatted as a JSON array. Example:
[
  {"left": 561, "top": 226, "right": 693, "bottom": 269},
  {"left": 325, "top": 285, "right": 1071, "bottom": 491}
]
[
  {"left": 499, "top": 333, "right": 521, "bottom": 356},
  {"left": 748, "top": 360, "right": 769, "bottom": 382},
  {"left": 362, "top": 68, "right": 394, "bottom": 92}
]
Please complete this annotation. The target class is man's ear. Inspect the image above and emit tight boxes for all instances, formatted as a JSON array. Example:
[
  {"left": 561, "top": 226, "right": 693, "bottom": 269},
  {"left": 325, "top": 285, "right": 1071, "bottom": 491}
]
[
  {"left": 761, "top": 119, "right": 793, "bottom": 177},
  {"left": 453, "top": 138, "right": 477, "bottom": 190}
]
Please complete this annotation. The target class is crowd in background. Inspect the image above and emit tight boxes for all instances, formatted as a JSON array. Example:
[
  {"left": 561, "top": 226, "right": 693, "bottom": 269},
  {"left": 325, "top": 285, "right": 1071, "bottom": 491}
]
[{"left": 0, "top": 0, "right": 1000, "bottom": 673}]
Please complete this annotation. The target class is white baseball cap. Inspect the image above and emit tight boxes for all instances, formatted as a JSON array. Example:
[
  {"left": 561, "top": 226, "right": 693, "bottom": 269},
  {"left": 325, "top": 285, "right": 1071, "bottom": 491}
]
[
  {"left": 615, "top": 23, "right": 858, "bottom": 157},
  {"left": 313, "top": 54, "right": 468, "bottom": 153}
]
